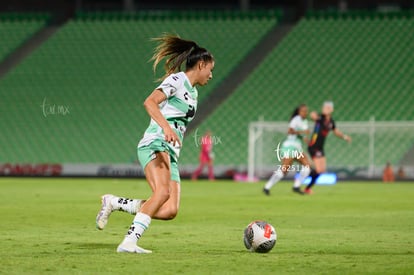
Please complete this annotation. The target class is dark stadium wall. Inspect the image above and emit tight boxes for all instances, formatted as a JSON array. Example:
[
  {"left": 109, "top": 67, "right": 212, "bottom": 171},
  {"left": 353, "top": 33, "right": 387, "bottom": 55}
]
[
  {"left": 1, "top": 0, "right": 412, "bottom": 14},
  {"left": 0, "top": 0, "right": 73, "bottom": 12},
  {"left": 0, "top": 0, "right": 75, "bottom": 22}
]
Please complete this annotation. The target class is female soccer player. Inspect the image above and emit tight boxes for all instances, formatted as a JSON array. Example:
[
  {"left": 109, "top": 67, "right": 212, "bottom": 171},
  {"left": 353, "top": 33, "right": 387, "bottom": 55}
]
[
  {"left": 263, "top": 104, "right": 312, "bottom": 195},
  {"left": 304, "top": 101, "right": 351, "bottom": 194},
  {"left": 191, "top": 130, "right": 215, "bottom": 180},
  {"left": 95, "top": 34, "right": 214, "bottom": 253}
]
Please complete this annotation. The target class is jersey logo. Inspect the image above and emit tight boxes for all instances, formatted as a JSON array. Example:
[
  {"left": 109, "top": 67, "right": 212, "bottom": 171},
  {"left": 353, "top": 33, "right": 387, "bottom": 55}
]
[
  {"left": 186, "top": 105, "right": 195, "bottom": 119},
  {"left": 160, "top": 83, "right": 176, "bottom": 96}
]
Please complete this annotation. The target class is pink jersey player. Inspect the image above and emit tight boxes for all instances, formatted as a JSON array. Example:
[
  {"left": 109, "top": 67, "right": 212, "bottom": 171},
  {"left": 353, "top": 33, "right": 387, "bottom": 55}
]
[{"left": 192, "top": 131, "right": 214, "bottom": 180}]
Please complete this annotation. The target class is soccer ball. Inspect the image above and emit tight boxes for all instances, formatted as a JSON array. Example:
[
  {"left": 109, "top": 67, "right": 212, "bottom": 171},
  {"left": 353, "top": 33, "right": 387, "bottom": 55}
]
[{"left": 243, "top": 220, "right": 277, "bottom": 253}]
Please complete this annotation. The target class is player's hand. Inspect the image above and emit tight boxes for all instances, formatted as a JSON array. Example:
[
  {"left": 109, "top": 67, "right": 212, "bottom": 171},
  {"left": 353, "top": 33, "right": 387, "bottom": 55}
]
[
  {"left": 310, "top": 111, "right": 319, "bottom": 121},
  {"left": 344, "top": 135, "right": 352, "bottom": 143},
  {"left": 163, "top": 126, "right": 181, "bottom": 147}
]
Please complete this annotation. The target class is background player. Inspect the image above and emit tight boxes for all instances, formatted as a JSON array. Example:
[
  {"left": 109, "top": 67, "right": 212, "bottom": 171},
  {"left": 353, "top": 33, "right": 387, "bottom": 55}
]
[
  {"left": 192, "top": 130, "right": 215, "bottom": 180},
  {"left": 263, "top": 104, "right": 312, "bottom": 195},
  {"left": 304, "top": 101, "right": 351, "bottom": 194},
  {"left": 96, "top": 34, "right": 214, "bottom": 253}
]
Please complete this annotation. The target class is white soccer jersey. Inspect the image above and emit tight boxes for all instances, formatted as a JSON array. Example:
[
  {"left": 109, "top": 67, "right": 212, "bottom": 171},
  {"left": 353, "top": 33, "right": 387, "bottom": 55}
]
[
  {"left": 138, "top": 72, "right": 198, "bottom": 157},
  {"left": 282, "top": 115, "right": 308, "bottom": 149}
]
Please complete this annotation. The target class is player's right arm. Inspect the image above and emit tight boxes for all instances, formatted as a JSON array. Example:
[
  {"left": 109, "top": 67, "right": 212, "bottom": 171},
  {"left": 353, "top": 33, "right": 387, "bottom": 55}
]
[
  {"left": 333, "top": 128, "right": 352, "bottom": 143},
  {"left": 143, "top": 89, "right": 181, "bottom": 146}
]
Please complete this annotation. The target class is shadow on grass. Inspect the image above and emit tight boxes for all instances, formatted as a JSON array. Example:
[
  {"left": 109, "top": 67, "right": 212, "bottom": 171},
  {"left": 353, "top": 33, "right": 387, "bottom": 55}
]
[
  {"left": 65, "top": 242, "right": 115, "bottom": 250},
  {"left": 276, "top": 249, "right": 414, "bottom": 256}
]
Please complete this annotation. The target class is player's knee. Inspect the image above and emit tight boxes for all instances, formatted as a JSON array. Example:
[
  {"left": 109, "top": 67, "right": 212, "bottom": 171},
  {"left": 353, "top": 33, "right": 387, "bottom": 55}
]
[
  {"left": 155, "top": 185, "right": 171, "bottom": 204},
  {"left": 166, "top": 207, "right": 179, "bottom": 220},
  {"left": 158, "top": 205, "right": 178, "bottom": 220}
]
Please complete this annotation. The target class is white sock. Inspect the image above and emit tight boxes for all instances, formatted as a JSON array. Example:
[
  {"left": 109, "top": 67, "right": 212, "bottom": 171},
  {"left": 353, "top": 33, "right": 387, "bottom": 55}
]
[
  {"left": 293, "top": 166, "right": 310, "bottom": 188},
  {"left": 264, "top": 170, "right": 284, "bottom": 190},
  {"left": 111, "top": 196, "right": 142, "bottom": 214},
  {"left": 123, "top": 212, "right": 151, "bottom": 243}
]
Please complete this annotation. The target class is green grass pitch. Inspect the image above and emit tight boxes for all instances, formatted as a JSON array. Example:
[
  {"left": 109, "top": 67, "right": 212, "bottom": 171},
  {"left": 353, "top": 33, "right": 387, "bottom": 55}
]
[{"left": 1, "top": 177, "right": 413, "bottom": 274}]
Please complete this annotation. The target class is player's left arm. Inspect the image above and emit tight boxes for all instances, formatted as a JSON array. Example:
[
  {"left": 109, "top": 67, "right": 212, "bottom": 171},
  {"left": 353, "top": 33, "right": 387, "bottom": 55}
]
[{"left": 333, "top": 128, "right": 351, "bottom": 143}]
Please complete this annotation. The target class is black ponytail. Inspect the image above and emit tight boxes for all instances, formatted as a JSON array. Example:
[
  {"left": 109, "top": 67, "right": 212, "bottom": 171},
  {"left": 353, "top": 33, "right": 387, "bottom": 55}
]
[
  {"left": 150, "top": 33, "right": 214, "bottom": 80},
  {"left": 290, "top": 104, "right": 307, "bottom": 120}
]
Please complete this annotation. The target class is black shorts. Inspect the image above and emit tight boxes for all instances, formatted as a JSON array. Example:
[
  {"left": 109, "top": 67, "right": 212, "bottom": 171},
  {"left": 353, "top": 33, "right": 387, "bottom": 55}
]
[{"left": 308, "top": 146, "right": 325, "bottom": 158}]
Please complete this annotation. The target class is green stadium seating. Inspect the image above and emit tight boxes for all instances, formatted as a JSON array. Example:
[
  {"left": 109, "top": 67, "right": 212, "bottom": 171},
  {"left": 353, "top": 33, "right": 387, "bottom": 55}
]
[
  {"left": 187, "top": 12, "right": 414, "bottom": 167},
  {"left": 0, "top": 11, "right": 278, "bottom": 163},
  {"left": 2, "top": 10, "right": 412, "bottom": 171},
  {"left": 0, "top": 13, "right": 49, "bottom": 62}
]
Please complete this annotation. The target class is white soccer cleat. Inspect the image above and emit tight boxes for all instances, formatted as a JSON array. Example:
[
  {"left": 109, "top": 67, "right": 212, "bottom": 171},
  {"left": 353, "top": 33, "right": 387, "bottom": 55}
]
[
  {"left": 116, "top": 241, "right": 152, "bottom": 254},
  {"left": 96, "top": 194, "right": 115, "bottom": 230}
]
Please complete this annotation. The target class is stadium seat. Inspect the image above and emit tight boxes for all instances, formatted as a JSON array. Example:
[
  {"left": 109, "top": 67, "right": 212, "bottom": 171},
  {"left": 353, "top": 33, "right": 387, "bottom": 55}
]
[
  {"left": 188, "top": 11, "right": 414, "bottom": 168},
  {"left": 0, "top": 11, "right": 278, "bottom": 163},
  {"left": 0, "top": 13, "right": 49, "bottom": 62}
]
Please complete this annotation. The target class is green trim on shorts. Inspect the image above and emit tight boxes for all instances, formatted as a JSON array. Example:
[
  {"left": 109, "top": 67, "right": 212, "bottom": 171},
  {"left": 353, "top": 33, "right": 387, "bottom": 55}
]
[{"left": 137, "top": 139, "right": 180, "bottom": 183}]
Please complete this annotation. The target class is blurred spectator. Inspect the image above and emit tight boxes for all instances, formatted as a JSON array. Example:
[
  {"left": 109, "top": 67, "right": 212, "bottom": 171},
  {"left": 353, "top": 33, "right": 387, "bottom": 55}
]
[
  {"left": 397, "top": 166, "right": 406, "bottom": 180},
  {"left": 382, "top": 162, "right": 395, "bottom": 182}
]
